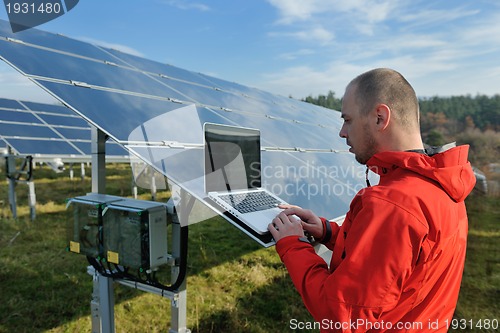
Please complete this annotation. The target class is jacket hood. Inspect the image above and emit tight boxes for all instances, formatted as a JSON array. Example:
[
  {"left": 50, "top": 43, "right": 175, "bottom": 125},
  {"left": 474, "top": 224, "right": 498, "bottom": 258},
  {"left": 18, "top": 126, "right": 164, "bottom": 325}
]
[{"left": 367, "top": 145, "right": 476, "bottom": 202}]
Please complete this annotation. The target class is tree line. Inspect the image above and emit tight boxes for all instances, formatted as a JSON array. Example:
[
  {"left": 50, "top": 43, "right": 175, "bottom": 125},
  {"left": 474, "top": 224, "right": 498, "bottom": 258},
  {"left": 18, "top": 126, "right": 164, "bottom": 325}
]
[{"left": 301, "top": 91, "right": 500, "bottom": 169}]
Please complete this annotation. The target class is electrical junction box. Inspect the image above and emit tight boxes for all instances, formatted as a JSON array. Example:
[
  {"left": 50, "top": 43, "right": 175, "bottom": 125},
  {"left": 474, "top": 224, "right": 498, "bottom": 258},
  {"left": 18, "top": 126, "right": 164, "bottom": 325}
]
[
  {"left": 66, "top": 193, "right": 123, "bottom": 259},
  {"left": 102, "top": 198, "right": 168, "bottom": 271}
]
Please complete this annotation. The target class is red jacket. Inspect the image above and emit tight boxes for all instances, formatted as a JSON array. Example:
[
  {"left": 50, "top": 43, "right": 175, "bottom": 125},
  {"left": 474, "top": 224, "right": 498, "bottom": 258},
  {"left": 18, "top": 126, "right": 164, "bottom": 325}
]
[{"left": 276, "top": 146, "right": 476, "bottom": 332}]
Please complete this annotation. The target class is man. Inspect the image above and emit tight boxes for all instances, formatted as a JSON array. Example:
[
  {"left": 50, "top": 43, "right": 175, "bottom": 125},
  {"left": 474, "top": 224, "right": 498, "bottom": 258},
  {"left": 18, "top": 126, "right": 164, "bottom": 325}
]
[{"left": 269, "top": 68, "right": 476, "bottom": 332}]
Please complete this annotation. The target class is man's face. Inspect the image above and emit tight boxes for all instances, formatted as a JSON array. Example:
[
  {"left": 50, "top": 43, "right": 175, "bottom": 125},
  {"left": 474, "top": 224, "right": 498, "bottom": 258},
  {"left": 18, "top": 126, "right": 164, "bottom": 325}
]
[{"left": 339, "top": 86, "right": 378, "bottom": 164}]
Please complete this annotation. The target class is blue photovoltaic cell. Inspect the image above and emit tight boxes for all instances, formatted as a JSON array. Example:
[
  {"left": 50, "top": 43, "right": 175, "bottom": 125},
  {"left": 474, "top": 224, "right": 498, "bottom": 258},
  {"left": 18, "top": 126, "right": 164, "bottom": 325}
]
[
  {"left": 101, "top": 47, "right": 218, "bottom": 88},
  {"left": 35, "top": 113, "right": 89, "bottom": 127},
  {"left": 55, "top": 127, "right": 90, "bottom": 140},
  {"left": 0, "top": 20, "right": 370, "bottom": 240},
  {"left": 69, "top": 141, "right": 129, "bottom": 157},
  {"left": 0, "top": 122, "right": 56, "bottom": 137},
  {"left": 0, "top": 97, "right": 22, "bottom": 109},
  {"left": 21, "top": 100, "right": 76, "bottom": 115},
  {"left": 0, "top": 97, "right": 128, "bottom": 158},
  {"left": 197, "top": 72, "right": 263, "bottom": 96},
  {"left": 0, "top": 20, "right": 120, "bottom": 64},
  {"left": 33, "top": 81, "right": 229, "bottom": 143},
  {"left": 3, "top": 138, "right": 82, "bottom": 155},
  {"left": 0, "top": 43, "right": 188, "bottom": 100},
  {"left": 105, "top": 142, "right": 129, "bottom": 156},
  {"left": 0, "top": 109, "right": 42, "bottom": 123}
]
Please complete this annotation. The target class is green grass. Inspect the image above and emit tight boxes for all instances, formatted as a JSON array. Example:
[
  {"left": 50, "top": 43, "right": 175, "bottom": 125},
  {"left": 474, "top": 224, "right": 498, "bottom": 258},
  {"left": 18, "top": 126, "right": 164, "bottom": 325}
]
[
  {"left": 451, "top": 195, "right": 500, "bottom": 333},
  {"left": 0, "top": 164, "right": 498, "bottom": 332}
]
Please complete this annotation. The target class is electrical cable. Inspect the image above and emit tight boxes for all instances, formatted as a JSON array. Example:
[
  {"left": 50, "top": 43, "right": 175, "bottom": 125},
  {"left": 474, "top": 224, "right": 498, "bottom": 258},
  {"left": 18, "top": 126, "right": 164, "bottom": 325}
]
[{"left": 85, "top": 220, "right": 188, "bottom": 292}]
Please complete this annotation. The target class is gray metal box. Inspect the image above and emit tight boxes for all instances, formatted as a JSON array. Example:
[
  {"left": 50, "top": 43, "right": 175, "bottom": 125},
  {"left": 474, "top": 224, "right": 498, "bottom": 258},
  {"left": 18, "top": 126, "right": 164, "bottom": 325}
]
[
  {"left": 66, "top": 194, "right": 123, "bottom": 259},
  {"left": 102, "top": 199, "right": 168, "bottom": 271}
]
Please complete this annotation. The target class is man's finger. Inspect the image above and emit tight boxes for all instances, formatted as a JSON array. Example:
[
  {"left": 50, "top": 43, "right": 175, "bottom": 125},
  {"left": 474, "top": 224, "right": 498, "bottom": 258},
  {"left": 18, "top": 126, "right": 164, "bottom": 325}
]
[
  {"left": 278, "top": 203, "right": 300, "bottom": 210},
  {"left": 268, "top": 223, "right": 279, "bottom": 237}
]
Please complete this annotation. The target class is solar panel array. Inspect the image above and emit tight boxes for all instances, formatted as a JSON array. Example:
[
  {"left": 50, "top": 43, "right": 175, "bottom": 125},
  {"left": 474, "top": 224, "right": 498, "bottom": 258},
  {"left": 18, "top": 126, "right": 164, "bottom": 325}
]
[
  {"left": 0, "top": 19, "right": 371, "bottom": 242},
  {"left": 0, "top": 97, "right": 128, "bottom": 161}
]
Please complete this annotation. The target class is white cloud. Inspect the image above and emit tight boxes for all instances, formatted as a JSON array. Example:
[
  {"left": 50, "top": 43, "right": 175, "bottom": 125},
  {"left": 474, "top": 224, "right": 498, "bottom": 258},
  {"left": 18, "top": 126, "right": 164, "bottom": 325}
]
[
  {"left": 258, "top": 1, "right": 500, "bottom": 98},
  {"left": 269, "top": 26, "right": 334, "bottom": 44},
  {"left": 255, "top": 63, "right": 364, "bottom": 99},
  {"left": 258, "top": 45, "right": 500, "bottom": 98},
  {"left": 254, "top": 46, "right": 479, "bottom": 99},
  {"left": 267, "top": 0, "right": 319, "bottom": 24},
  {"left": 267, "top": 0, "right": 397, "bottom": 35},
  {"left": 158, "top": 0, "right": 210, "bottom": 12},
  {"left": 399, "top": 7, "right": 480, "bottom": 27},
  {"left": 393, "top": 35, "right": 446, "bottom": 49},
  {"left": 460, "top": 12, "right": 500, "bottom": 46},
  {"left": 277, "top": 49, "right": 316, "bottom": 60}
]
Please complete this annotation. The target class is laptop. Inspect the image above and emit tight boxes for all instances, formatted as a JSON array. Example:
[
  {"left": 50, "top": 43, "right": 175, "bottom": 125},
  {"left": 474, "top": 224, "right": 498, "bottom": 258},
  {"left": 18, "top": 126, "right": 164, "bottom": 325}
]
[{"left": 204, "top": 122, "right": 287, "bottom": 235}]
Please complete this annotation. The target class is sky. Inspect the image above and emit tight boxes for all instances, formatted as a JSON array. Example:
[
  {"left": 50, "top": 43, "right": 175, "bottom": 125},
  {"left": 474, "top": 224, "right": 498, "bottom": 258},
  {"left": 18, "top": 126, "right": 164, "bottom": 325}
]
[{"left": 0, "top": 0, "right": 500, "bottom": 104}]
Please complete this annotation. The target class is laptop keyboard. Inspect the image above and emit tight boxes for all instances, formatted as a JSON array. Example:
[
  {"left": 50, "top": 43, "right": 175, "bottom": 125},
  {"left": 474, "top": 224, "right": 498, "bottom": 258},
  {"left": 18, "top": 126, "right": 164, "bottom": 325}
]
[{"left": 218, "top": 191, "right": 282, "bottom": 213}]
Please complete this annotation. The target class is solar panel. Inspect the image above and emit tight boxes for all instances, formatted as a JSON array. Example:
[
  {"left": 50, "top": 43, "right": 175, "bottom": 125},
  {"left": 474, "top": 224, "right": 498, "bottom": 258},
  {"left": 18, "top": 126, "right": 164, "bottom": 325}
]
[
  {"left": 0, "top": 96, "right": 128, "bottom": 160},
  {"left": 0, "top": 19, "right": 371, "bottom": 242}
]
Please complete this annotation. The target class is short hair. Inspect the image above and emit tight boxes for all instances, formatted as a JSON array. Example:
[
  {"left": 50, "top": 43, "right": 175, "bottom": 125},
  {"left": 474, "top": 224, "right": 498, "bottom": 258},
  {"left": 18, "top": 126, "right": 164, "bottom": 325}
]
[{"left": 348, "top": 68, "right": 420, "bottom": 129}]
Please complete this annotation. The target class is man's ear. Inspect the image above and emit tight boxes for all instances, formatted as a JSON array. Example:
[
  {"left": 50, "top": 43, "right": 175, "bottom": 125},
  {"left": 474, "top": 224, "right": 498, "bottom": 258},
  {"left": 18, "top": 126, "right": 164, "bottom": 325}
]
[{"left": 375, "top": 104, "right": 391, "bottom": 131}]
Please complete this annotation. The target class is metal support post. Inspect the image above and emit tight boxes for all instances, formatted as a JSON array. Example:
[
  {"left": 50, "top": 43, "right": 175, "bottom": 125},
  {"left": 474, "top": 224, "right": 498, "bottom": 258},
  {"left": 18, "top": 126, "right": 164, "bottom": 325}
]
[
  {"left": 81, "top": 162, "right": 86, "bottom": 180},
  {"left": 5, "top": 154, "right": 35, "bottom": 220},
  {"left": 90, "top": 127, "right": 115, "bottom": 333},
  {"left": 91, "top": 128, "right": 106, "bottom": 194},
  {"left": 89, "top": 268, "right": 115, "bottom": 333},
  {"left": 170, "top": 224, "right": 188, "bottom": 333},
  {"left": 6, "top": 155, "right": 17, "bottom": 219},
  {"left": 27, "top": 181, "right": 36, "bottom": 220},
  {"left": 7, "top": 180, "right": 16, "bottom": 219},
  {"left": 85, "top": 127, "right": 191, "bottom": 332},
  {"left": 169, "top": 188, "right": 193, "bottom": 333},
  {"left": 151, "top": 175, "right": 157, "bottom": 201}
]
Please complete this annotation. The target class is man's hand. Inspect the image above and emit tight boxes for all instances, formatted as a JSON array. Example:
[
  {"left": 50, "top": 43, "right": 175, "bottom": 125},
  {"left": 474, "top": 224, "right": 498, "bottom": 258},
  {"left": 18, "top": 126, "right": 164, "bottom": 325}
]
[
  {"left": 268, "top": 211, "right": 304, "bottom": 242},
  {"left": 276, "top": 204, "right": 324, "bottom": 239},
  {"left": 268, "top": 204, "right": 324, "bottom": 242}
]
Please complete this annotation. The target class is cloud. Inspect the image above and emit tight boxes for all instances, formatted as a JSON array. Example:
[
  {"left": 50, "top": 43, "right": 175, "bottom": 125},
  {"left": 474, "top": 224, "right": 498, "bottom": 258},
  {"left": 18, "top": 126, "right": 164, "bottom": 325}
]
[
  {"left": 266, "top": 0, "right": 318, "bottom": 23},
  {"left": 269, "top": 26, "right": 334, "bottom": 45},
  {"left": 277, "top": 49, "right": 316, "bottom": 61},
  {"left": 257, "top": 43, "right": 500, "bottom": 98},
  {"left": 158, "top": 0, "right": 210, "bottom": 11},
  {"left": 460, "top": 11, "right": 500, "bottom": 47},
  {"left": 254, "top": 46, "right": 476, "bottom": 99},
  {"left": 255, "top": 63, "right": 362, "bottom": 99},
  {"left": 257, "top": 1, "right": 500, "bottom": 98},
  {"left": 399, "top": 7, "right": 480, "bottom": 28},
  {"left": 267, "top": 0, "right": 397, "bottom": 35}
]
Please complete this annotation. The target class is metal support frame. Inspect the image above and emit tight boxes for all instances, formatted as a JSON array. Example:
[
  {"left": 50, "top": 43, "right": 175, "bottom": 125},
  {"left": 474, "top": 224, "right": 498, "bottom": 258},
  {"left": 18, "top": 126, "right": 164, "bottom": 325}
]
[
  {"left": 81, "top": 162, "right": 86, "bottom": 180},
  {"left": 7, "top": 156, "right": 17, "bottom": 218},
  {"left": 5, "top": 153, "right": 36, "bottom": 220},
  {"left": 169, "top": 188, "right": 193, "bottom": 333},
  {"left": 130, "top": 164, "right": 160, "bottom": 200},
  {"left": 88, "top": 126, "right": 190, "bottom": 333},
  {"left": 89, "top": 127, "right": 115, "bottom": 333},
  {"left": 68, "top": 162, "right": 87, "bottom": 181}
]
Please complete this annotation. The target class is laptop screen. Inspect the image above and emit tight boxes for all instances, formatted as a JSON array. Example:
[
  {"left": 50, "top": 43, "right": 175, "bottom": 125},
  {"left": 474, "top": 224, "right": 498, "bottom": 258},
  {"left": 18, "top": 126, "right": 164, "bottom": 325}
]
[{"left": 204, "top": 123, "right": 261, "bottom": 193}]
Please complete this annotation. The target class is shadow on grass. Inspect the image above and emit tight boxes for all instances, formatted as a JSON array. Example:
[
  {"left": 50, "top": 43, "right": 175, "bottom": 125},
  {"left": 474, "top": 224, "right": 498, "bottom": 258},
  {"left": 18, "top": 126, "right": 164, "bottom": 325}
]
[
  {"left": 0, "top": 210, "right": 144, "bottom": 333},
  {"left": 190, "top": 274, "right": 316, "bottom": 333},
  {"left": 0, "top": 209, "right": 279, "bottom": 332}
]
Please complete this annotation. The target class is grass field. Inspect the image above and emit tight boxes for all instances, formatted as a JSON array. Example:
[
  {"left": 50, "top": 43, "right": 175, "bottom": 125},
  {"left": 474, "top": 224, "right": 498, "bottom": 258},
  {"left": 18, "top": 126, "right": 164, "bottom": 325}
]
[{"left": 0, "top": 164, "right": 498, "bottom": 333}]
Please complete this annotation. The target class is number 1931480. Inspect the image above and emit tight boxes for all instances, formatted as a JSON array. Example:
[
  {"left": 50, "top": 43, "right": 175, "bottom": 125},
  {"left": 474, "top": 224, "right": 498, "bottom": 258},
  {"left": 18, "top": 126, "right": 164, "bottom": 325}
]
[
  {"left": 5, "top": 2, "right": 61, "bottom": 14},
  {"left": 446, "top": 318, "right": 498, "bottom": 330}
]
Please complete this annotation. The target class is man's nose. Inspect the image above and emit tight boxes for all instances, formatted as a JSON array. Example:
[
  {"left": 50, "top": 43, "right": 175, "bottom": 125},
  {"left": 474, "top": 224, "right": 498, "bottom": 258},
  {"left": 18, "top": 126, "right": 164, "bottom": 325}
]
[{"left": 339, "top": 125, "right": 347, "bottom": 138}]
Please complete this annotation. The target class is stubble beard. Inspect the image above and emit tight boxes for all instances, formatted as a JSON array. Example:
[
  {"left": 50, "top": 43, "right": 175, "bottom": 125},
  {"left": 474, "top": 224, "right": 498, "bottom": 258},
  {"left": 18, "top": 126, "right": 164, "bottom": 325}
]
[{"left": 354, "top": 124, "right": 378, "bottom": 165}]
